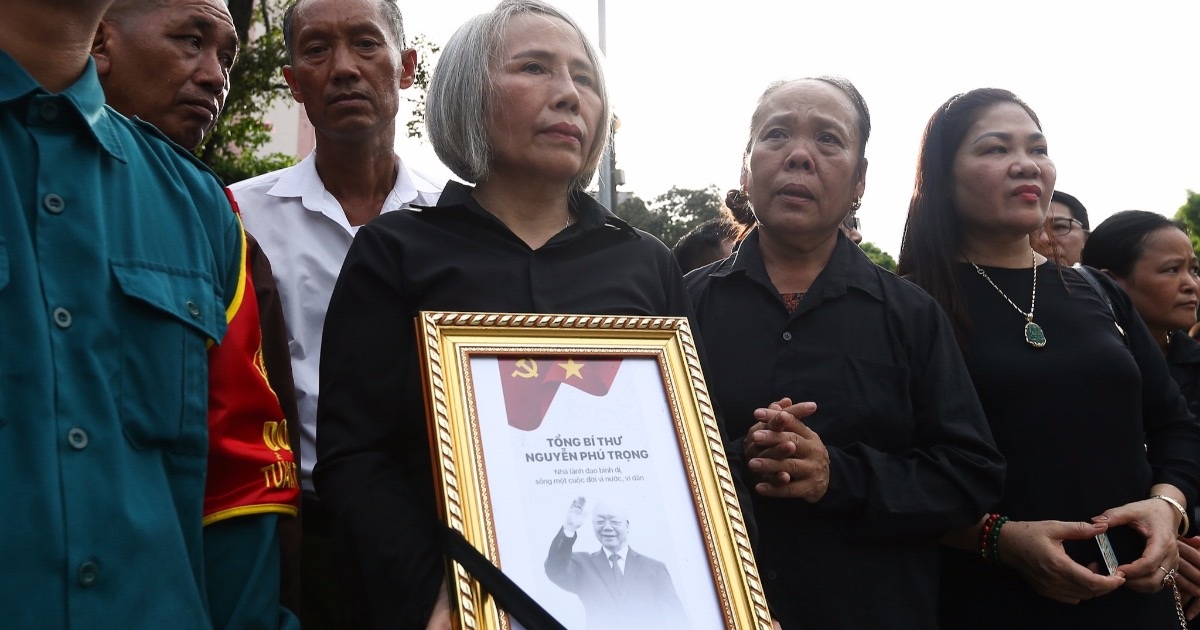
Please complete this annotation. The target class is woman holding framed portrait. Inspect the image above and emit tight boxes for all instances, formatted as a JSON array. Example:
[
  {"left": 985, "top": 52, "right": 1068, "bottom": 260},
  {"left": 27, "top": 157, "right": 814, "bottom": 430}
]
[
  {"left": 313, "top": 2, "right": 756, "bottom": 629},
  {"left": 684, "top": 77, "right": 1007, "bottom": 629}
]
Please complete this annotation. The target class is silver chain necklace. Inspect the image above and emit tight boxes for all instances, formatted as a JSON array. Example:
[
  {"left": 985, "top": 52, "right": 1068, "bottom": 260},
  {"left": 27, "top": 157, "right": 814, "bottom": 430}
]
[{"left": 968, "top": 248, "right": 1046, "bottom": 348}]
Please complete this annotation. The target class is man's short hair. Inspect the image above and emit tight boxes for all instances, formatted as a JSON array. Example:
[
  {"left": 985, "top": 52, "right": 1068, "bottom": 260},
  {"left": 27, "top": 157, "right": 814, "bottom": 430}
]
[
  {"left": 103, "top": 0, "right": 173, "bottom": 23},
  {"left": 673, "top": 218, "right": 739, "bottom": 273},
  {"left": 425, "top": 0, "right": 611, "bottom": 191},
  {"left": 1051, "top": 190, "right": 1089, "bottom": 230},
  {"left": 283, "top": 0, "right": 406, "bottom": 62}
]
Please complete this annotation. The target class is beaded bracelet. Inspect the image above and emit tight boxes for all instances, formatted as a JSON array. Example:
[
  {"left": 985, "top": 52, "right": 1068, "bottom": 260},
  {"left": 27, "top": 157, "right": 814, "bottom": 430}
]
[
  {"left": 1151, "top": 494, "right": 1190, "bottom": 537},
  {"left": 988, "top": 516, "right": 1010, "bottom": 564},
  {"left": 979, "top": 513, "right": 1000, "bottom": 561}
]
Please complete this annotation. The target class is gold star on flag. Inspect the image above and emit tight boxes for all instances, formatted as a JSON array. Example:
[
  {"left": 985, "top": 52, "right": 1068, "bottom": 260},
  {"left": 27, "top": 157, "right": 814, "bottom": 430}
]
[{"left": 558, "top": 358, "right": 585, "bottom": 379}]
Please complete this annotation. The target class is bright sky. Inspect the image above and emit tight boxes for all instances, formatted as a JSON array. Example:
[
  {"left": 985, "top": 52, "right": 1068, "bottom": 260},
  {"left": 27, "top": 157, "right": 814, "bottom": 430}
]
[{"left": 396, "top": 1, "right": 1200, "bottom": 257}]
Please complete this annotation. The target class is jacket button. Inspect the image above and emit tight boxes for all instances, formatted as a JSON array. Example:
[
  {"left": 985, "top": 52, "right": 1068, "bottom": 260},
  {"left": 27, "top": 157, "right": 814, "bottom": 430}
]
[
  {"left": 40, "top": 101, "right": 59, "bottom": 122},
  {"left": 67, "top": 427, "right": 89, "bottom": 450},
  {"left": 43, "top": 193, "right": 65, "bottom": 214},
  {"left": 77, "top": 561, "right": 98, "bottom": 587},
  {"left": 186, "top": 300, "right": 201, "bottom": 319},
  {"left": 782, "top": 332, "right": 792, "bottom": 341},
  {"left": 53, "top": 307, "right": 73, "bottom": 329}
]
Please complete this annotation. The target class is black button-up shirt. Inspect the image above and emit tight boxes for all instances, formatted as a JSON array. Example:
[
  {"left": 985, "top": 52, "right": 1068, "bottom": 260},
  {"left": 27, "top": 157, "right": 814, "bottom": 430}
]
[
  {"left": 316, "top": 181, "right": 705, "bottom": 628},
  {"left": 686, "top": 230, "right": 1005, "bottom": 630}
]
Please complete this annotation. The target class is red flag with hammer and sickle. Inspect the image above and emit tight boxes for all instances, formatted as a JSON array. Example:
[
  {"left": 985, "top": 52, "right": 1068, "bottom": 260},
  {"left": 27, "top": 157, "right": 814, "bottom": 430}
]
[{"left": 497, "top": 356, "right": 623, "bottom": 431}]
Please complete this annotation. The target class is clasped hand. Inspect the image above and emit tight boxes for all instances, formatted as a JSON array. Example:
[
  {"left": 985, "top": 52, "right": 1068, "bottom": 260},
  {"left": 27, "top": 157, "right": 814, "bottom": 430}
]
[
  {"left": 1177, "top": 536, "right": 1200, "bottom": 619},
  {"left": 999, "top": 497, "right": 1180, "bottom": 605},
  {"left": 744, "top": 397, "right": 829, "bottom": 502},
  {"left": 995, "top": 520, "right": 1125, "bottom": 604},
  {"left": 1092, "top": 497, "right": 1180, "bottom": 593}
]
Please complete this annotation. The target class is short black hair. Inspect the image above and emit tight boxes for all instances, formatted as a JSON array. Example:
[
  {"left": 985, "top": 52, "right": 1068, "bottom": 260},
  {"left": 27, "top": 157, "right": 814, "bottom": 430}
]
[
  {"left": 1081, "top": 210, "right": 1187, "bottom": 277},
  {"left": 283, "top": 0, "right": 406, "bottom": 62},
  {"left": 673, "top": 218, "right": 739, "bottom": 273},
  {"left": 1051, "top": 191, "right": 1090, "bottom": 230}
]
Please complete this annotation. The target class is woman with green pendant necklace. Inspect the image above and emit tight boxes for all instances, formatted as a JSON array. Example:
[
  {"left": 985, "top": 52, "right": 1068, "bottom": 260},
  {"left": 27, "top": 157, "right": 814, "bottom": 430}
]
[{"left": 899, "top": 88, "right": 1200, "bottom": 629}]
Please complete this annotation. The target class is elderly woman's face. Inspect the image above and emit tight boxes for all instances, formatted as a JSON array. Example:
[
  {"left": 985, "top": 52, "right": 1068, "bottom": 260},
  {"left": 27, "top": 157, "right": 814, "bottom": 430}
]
[
  {"left": 486, "top": 13, "right": 602, "bottom": 184},
  {"left": 744, "top": 81, "right": 865, "bottom": 240},
  {"left": 1114, "top": 227, "right": 1200, "bottom": 335},
  {"left": 951, "top": 102, "right": 1056, "bottom": 240}
]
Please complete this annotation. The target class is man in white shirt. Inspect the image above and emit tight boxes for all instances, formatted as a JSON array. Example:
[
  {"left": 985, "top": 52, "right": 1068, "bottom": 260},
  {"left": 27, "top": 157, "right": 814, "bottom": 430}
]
[{"left": 229, "top": 0, "right": 441, "bottom": 626}]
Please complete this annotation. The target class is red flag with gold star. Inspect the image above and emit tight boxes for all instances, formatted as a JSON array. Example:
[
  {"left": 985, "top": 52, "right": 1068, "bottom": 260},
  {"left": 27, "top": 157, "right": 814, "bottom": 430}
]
[{"left": 497, "top": 356, "right": 623, "bottom": 431}]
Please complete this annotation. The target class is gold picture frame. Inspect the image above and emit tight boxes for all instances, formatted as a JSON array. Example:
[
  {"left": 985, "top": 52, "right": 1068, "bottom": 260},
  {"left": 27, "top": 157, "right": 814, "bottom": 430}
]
[{"left": 417, "top": 312, "right": 770, "bottom": 630}]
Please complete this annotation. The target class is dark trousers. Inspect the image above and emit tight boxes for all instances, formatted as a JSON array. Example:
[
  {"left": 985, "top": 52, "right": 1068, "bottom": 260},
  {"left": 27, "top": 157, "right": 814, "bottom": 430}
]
[{"left": 301, "top": 498, "right": 350, "bottom": 630}]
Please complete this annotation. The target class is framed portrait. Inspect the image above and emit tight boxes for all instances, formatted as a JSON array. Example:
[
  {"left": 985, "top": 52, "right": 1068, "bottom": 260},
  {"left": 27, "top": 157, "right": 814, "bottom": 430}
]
[{"left": 417, "top": 312, "right": 771, "bottom": 630}]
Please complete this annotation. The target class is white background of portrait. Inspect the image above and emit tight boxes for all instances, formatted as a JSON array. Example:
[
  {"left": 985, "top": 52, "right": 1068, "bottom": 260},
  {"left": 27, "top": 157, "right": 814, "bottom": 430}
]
[
  {"left": 398, "top": 0, "right": 1200, "bottom": 260},
  {"left": 470, "top": 355, "right": 723, "bottom": 629}
]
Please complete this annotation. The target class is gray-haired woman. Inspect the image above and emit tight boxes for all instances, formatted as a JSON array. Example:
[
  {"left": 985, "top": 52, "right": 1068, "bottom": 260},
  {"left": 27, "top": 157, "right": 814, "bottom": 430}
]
[{"left": 313, "top": 2, "right": 723, "bottom": 628}]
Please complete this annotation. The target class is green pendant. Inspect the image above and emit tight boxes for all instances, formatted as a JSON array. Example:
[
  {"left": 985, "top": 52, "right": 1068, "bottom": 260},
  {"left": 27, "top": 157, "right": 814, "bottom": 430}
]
[{"left": 1024, "top": 321, "right": 1046, "bottom": 348}]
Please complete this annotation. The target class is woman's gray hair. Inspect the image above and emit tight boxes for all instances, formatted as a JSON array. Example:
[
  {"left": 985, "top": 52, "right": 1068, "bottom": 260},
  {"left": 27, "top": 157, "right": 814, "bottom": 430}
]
[{"left": 426, "top": 0, "right": 611, "bottom": 190}]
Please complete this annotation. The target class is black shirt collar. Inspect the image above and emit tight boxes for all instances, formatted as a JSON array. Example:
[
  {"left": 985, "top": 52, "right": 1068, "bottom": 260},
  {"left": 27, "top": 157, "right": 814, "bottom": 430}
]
[
  {"left": 706, "top": 227, "right": 884, "bottom": 302},
  {"left": 415, "top": 180, "right": 638, "bottom": 238}
]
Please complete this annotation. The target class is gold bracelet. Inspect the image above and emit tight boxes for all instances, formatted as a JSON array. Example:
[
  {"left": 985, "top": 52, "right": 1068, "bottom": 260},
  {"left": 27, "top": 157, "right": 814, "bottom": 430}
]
[{"left": 1151, "top": 494, "right": 1190, "bottom": 537}]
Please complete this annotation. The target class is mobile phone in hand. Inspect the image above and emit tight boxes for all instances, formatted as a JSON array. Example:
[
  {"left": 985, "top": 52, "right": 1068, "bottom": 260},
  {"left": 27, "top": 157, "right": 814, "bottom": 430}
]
[{"left": 1095, "top": 532, "right": 1119, "bottom": 576}]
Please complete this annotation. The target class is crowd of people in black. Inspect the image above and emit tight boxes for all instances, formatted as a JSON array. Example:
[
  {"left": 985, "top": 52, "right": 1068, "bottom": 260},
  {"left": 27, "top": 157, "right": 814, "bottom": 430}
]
[{"left": 5, "top": 0, "right": 1200, "bottom": 628}]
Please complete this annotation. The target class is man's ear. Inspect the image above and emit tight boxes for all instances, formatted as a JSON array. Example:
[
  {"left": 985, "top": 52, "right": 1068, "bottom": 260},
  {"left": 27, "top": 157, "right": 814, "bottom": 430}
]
[
  {"left": 283, "top": 66, "right": 304, "bottom": 103},
  {"left": 855, "top": 157, "right": 869, "bottom": 200},
  {"left": 397, "top": 48, "right": 417, "bottom": 90},
  {"left": 92, "top": 21, "right": 116, "bottom": 77}
]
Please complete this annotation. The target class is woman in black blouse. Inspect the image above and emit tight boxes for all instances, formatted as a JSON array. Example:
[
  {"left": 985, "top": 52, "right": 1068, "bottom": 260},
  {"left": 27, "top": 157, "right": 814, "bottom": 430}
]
[
  {"left": 313, "top": 2, "right": 714, "bottom": 628},
  {"left": 685, "top": 77, "right": 1005, "bottom": 629},
  {"left": 1082, "top": 210, "right": 1200, "bottom": 623},
  {"left": 899, "top": 88, "right": 1200, "bottom": 628},
  {"left": 1082, "top": 211, "right": 1200, "bottom": 408}
]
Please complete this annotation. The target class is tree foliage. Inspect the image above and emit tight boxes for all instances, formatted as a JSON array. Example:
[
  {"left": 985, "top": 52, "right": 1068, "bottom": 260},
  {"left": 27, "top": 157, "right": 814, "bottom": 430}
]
[
  {"left": 614, "top": 196, "right": 669, "bottom": 242},
  {"left": 1173, "top": 190, "right": 1200, "bottom": 259},
  {"left": 614, "top": 183, "right": 904, "bottom": 271},
  {"left": 614, "top": 185, "right": 725, "bottom": 246},
  {"left": 860, "top": 242, "right": 897, "bottom": 272},
  {"left": 403, "top": 35, "right": 441, "bottom": 141},
  {"left": 197, "top": 0, "right": 296, "bottom": 184}
]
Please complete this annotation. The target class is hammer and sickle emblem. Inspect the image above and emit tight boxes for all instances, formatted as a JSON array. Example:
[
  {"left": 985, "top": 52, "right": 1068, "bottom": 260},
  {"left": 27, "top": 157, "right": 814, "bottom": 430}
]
[{"left": 511, "top": 359, "right": 539, "bottom": 379}]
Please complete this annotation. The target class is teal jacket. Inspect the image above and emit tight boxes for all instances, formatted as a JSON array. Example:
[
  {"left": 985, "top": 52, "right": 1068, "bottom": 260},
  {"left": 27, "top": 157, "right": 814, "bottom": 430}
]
[{"left": 0, "top": 50, "right": 286, "bottom": 628}]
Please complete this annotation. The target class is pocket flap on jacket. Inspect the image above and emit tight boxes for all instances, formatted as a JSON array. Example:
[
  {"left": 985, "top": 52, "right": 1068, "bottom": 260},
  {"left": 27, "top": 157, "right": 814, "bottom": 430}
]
[{"left": 110, "top": 259, "right": 224, "bottom": 342}]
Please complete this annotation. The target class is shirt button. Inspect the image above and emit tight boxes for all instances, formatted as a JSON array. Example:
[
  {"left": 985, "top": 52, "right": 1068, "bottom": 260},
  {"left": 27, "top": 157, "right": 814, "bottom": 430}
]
[
  {"left": 77, "top": 561, "right": 98, "bottom": 587},
  {"left": 185, "top": 300, "right": 201, "bottom": 319},
  {"left": 67, "top": 427, "right": 89, "bottom": 450},
  {"left": 43, "top": 193, "right": 65, "bottom": 214},
  {"left": 782, "top": 332, "right": 793, "bottom": 341},
  {"left": 53, "top": 307, "right": 73, "bottom": 329},
  {"left": 40, "top": 101, "right": 59, "bottom": 121}
]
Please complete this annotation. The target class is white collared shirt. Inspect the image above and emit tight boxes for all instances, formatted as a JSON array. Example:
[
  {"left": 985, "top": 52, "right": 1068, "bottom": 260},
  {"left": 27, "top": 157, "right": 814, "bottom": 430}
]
[
  {"left": 231, "top": 151, "right": 442, "bottom": 494},
  {"left": 607, "top": 544, "right": 629, "bottom": 573}
]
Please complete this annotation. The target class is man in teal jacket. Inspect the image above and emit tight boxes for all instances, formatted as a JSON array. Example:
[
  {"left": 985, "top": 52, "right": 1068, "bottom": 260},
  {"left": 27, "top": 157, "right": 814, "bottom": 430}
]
[{"left": 0, "top": 0, "right": 245, "bottom": 626}]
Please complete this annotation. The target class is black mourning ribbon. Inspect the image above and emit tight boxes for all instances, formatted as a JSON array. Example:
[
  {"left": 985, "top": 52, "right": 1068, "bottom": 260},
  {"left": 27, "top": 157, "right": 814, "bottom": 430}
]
[{"left": 440, "top": 526, "right": 567, "bottom": 630}]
